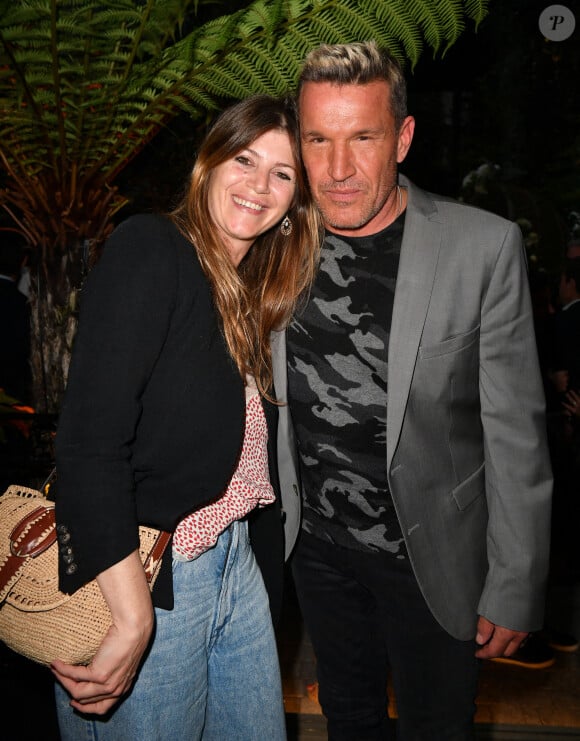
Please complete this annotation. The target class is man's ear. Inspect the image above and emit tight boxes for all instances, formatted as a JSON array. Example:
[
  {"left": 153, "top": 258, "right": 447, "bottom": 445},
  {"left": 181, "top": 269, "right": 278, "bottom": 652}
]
[{"left": 397, "top": 116, "right": 415, "bottom": 164}]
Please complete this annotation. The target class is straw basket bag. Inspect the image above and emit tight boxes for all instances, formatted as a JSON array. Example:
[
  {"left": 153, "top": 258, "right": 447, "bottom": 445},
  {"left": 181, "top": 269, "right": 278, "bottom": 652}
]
[{"left": 0, "top": 476, "right": 170, "bottom": 666}]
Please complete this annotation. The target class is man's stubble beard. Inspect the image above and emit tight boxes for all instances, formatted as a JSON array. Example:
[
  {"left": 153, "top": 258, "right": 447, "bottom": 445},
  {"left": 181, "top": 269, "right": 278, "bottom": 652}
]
[{"left": 316, "top": 185, "right": 396, "bottom": 233}]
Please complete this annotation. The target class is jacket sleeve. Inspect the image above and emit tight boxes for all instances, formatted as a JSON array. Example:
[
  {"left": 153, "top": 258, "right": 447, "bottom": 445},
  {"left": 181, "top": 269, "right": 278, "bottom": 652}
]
[
  {"left": 477, "top": 221, "right": 553, "bottom": 631},
  {"left": 55, "top": 214, "right": 179, "bottom": 594}
]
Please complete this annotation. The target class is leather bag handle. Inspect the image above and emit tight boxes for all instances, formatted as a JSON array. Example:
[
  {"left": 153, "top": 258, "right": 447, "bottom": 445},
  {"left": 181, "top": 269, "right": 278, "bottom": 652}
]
[{"left": 10, "top": 505, "right": 57, "bottom": 558}]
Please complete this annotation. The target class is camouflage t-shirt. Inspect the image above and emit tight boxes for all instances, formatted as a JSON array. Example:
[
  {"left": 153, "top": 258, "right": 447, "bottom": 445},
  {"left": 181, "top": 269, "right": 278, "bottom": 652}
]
[{"left": 287, "top": 214, "right": 407, "bottom": 556}]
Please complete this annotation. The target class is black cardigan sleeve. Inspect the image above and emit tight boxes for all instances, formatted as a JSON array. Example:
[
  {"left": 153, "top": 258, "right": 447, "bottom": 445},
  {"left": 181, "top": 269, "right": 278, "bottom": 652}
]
[{"left": 55, "top": 215, "right": 183, "bottom": 591}]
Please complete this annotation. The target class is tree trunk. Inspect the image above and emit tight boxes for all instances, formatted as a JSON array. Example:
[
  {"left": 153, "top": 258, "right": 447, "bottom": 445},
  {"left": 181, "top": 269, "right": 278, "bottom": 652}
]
[{"left": 28, "top": 240, "right": 86, "bottom": 415}]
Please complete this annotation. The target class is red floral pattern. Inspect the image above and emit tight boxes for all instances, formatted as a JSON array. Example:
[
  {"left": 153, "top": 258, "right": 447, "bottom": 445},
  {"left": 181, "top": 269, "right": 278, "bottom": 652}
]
[{"left": 173, "top": 391, "right": 274, "bottom": 560}]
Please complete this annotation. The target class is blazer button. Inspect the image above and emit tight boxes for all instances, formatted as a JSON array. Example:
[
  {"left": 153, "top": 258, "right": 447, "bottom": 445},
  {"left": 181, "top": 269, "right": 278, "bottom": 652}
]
[
  {"left": 57, "top": 526, "right": 71, "bottom": 544},
  {"left": 65, "top": 563, "right": 78, "bottom": 575}
]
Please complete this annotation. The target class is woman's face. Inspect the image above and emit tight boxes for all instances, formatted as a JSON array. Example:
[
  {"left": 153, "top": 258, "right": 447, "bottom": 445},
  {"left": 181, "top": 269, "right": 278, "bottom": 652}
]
[{"left": 208, "top": 129, "right": 297, "bottom": 266}]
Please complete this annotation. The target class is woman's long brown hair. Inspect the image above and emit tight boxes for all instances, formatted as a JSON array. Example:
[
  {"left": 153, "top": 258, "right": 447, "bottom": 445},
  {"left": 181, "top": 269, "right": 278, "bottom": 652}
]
[{"left": 171, "top": 95, "right": 322, "bottom": 398}]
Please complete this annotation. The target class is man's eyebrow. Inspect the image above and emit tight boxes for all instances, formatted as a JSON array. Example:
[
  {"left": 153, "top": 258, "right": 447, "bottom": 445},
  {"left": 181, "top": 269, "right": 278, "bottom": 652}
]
[{"left": 300, "top": 129, "right": 322, "bottom": 139}]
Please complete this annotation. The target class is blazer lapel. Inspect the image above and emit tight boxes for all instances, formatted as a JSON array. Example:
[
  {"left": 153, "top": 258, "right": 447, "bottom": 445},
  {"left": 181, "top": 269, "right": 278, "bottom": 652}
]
[{"left": 386, "top": 176, "right": 442, "bottom": 470}]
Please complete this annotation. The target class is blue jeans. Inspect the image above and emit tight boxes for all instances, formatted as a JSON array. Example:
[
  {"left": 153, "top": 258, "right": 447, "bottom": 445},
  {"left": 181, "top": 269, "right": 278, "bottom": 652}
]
[
  {"left": 292, "top": 531, "right": 479, "bottom": 741},
  {"left": 55, "top": 520, "right": 286, "bottom": 740}
]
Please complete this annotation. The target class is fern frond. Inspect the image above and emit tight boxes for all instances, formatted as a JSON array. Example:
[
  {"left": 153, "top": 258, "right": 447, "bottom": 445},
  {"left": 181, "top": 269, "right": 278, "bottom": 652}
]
[{"left": 0, "top": 0, "right": 490, "bottom": 247}]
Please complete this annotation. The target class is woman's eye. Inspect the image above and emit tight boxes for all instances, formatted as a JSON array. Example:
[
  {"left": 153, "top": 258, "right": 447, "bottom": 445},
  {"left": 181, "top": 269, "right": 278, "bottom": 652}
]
[
  {"left": 235, "top": 155, "right": 252, "bottom": 166},
  {"left": 275, "top": 171, "right": 293, "bottom": 181}
]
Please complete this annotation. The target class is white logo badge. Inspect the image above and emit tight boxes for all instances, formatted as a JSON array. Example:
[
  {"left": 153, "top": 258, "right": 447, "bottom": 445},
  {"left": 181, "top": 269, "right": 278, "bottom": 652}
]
[{"left": 539, "top": 5, "right": 576, "bottom": 41}]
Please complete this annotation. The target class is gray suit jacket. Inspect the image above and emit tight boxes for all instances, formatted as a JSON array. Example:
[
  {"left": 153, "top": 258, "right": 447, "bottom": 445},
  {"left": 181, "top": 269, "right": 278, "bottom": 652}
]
[{"left": 273, "top": 175, "right": 553, "bottom": 641}]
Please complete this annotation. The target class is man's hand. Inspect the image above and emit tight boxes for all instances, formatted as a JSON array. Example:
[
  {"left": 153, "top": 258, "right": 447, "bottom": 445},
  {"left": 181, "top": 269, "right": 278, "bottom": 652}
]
[{"left": 475, "top": 616, "right": 529, "bottom": 659}]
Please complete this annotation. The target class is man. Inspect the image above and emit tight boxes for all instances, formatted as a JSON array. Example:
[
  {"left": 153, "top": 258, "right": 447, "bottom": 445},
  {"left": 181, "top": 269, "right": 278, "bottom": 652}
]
[{"left": 272, "top": 41, "right": 553, "bottom": 740}]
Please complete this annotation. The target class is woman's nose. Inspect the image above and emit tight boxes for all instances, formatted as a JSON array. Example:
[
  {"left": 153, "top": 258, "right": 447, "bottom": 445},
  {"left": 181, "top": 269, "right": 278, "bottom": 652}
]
[{"left": 249, "top": 167, "right": 270, "bottom": 193}]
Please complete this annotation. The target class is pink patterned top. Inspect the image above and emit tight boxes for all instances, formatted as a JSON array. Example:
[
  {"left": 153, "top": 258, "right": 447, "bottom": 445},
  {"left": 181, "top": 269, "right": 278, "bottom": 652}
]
[{"left": 173, "top": 380, "right": 275, "bottom": 560}]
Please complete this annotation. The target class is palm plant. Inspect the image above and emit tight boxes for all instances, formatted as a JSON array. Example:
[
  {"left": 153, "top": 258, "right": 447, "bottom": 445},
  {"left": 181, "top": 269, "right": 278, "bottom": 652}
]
[{"left": 0, "top": 0, "right": 489, "bottom": 413}]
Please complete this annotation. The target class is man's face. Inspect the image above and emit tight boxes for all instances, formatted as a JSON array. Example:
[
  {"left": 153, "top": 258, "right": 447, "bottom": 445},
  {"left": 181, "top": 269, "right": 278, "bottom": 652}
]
[{"left": 299, "top": 80, "right": 415, "bottom": 237}]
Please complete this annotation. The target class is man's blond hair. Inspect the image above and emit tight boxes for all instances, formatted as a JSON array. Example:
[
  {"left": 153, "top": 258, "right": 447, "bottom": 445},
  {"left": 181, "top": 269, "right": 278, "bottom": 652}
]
[{"left": 297, "top": 40, "right": 408, "bottom": 129}]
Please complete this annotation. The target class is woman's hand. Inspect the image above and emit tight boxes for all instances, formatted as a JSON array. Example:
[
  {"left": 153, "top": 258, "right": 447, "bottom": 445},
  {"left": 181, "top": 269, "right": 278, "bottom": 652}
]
[
  {"left": 50, "top": 550, "right": 155, "bottom": 715},
  {"left": 562, "top": 388, "right": 580, "bottom": 418}
]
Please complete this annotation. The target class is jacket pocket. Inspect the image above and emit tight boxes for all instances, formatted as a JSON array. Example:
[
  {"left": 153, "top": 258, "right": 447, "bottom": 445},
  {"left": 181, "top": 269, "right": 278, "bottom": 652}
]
[{"left": 419, "top": 325, "right": 480, "bottom": 360}]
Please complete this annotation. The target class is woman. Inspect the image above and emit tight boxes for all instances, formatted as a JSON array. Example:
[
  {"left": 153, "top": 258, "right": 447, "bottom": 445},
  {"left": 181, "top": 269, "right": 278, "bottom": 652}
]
[{"left": 51, "top": 94, "right": 321, "bottom": 740}]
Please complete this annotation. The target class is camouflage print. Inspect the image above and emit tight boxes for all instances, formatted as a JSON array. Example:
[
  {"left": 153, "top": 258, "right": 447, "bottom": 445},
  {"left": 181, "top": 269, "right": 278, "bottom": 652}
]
[{"left": 287, "top": 216, "right": 407, "bottom": 556}]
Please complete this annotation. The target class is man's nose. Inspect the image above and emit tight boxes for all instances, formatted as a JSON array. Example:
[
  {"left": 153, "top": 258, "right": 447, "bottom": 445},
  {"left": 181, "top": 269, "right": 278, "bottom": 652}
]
[{"left": 328, "top": 143, "right": 356, "bottom": 182}]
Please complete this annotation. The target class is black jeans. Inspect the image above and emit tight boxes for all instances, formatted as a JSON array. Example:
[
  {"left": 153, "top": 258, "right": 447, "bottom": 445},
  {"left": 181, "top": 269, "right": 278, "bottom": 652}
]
[{"left": 292, "top": 531, "right": 480, "bottom": 741}]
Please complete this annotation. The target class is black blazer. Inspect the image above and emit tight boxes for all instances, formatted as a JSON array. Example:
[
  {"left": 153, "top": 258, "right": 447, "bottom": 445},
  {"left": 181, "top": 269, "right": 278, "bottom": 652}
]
[{"left": 55, "top": 214, "right": 283, "bottom": 615}]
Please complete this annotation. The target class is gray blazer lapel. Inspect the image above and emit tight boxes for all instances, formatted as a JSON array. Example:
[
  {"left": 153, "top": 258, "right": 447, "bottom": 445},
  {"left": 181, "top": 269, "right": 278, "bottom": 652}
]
[
  {"left": 271, "top": 328, "right": 302, "bottom": 559},
  {"left": 386, "top": 176, "right": 442, "bottom": 470}
]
